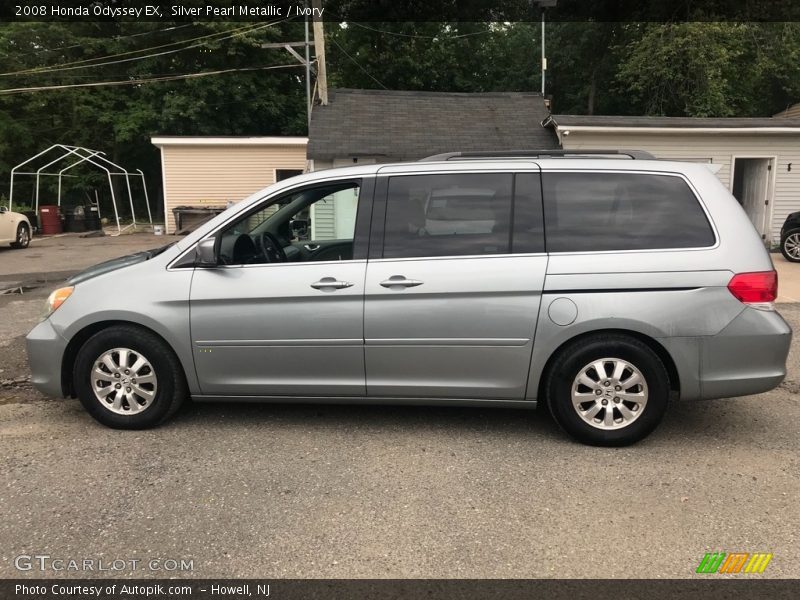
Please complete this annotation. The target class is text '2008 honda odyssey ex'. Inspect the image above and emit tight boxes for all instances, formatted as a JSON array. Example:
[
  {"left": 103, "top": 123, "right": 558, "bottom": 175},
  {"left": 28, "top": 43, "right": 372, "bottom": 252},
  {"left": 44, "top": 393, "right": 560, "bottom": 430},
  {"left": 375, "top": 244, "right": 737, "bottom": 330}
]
[{"left": 26, "top": 150, "right": 792, "bottom": 446}]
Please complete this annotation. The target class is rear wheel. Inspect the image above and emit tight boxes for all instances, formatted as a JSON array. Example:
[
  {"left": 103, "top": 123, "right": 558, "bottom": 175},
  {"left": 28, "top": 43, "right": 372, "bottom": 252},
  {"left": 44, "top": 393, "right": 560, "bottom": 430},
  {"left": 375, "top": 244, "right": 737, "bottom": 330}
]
[
  {"left": 10, "top": 223, "right": 30, "bottom": 248},
  {"left": 74, "top": 325, "right": 187, "bottom": 429},
  {"left": 781, "top": 229, "right": 800, "bottom": 262},
  {"left": 546, "top": 334, "right": 670, "bottom": 446}
]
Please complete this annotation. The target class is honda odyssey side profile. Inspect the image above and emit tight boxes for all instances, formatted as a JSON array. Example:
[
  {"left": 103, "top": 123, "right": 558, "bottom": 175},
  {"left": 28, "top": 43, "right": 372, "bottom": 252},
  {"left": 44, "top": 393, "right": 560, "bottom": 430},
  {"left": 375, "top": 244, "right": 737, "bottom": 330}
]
[{"left": 26, "top": 151, "right": 792, "bottom": 446}]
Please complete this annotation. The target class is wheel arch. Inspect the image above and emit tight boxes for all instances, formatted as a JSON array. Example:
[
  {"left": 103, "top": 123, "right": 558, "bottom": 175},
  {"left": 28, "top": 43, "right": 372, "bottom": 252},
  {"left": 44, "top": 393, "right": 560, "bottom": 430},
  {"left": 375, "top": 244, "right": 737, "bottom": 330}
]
[
  {"left": 535, "top": 328, "right": 681, "bottom": 404},
  {"left": 61, "top": 320, "right": 188, "bottom": 398}
]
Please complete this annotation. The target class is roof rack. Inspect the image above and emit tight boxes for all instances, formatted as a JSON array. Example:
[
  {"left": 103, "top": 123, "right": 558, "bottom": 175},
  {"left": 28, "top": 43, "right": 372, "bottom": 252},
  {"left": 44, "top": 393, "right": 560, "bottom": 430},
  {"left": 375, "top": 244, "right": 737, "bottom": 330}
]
[{"left": 418, "top": 149, "right": 656, "bottom": 161}]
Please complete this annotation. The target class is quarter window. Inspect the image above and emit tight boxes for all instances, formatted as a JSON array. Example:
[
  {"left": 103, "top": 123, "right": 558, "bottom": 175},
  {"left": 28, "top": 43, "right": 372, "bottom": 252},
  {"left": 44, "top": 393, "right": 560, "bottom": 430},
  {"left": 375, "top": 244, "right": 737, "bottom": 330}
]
[{"left": 542, "top": 172, "right": 715, "bottom": 252}]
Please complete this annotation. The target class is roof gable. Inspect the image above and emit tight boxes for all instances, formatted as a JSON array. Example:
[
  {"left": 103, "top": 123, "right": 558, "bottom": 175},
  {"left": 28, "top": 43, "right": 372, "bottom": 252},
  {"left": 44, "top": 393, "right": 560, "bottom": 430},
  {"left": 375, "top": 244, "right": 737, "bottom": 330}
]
[{"left": 308, "top": 88, "right": 557, "bottom": 161}]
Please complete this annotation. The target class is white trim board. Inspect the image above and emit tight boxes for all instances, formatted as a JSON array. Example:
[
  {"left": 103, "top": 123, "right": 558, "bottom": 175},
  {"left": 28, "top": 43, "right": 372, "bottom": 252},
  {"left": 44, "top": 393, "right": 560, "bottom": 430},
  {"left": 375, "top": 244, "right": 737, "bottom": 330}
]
[{"left": 151, "top": 136, "right": 308, "bottom": 147}]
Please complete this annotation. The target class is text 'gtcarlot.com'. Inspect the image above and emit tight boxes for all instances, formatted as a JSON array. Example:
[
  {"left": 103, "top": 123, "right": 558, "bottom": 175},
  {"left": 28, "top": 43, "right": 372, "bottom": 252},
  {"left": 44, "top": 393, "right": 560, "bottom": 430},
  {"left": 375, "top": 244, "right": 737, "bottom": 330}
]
[{"left": 14, "top": 554, "right": 194, "bottom": 572}]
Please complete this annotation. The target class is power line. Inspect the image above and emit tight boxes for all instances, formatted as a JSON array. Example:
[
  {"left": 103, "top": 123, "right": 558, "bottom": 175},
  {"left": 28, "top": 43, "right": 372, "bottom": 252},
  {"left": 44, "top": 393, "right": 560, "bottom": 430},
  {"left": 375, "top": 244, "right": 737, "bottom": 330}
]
[
  {"left": 25, "top": 23, "right": 197, "bottom": 56},
  {"left": 0, "top": 64, "right": 304, "bottom": 96},
  {"left": 1, "top": 21, "right": 281, "bottom": 77},
  {"left": 342, "top": 21, "right": 497, "bottom": 40},
  {"left": 329, "top": 37, "right": 387, "bottom": 89}
]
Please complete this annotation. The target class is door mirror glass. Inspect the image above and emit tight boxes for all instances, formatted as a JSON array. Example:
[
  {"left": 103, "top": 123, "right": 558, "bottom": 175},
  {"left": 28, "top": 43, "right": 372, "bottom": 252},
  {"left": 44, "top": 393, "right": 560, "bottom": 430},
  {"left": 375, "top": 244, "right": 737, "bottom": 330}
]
[{"left": 196, "top": 238, "right": 218, "bottom": 266}]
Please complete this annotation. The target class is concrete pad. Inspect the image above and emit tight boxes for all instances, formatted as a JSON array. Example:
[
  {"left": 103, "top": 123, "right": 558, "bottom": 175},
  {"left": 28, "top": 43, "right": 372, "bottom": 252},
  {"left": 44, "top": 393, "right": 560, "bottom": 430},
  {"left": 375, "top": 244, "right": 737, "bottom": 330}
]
[{"left": 773, "top": 253, "right": 800, "bottom": 303}]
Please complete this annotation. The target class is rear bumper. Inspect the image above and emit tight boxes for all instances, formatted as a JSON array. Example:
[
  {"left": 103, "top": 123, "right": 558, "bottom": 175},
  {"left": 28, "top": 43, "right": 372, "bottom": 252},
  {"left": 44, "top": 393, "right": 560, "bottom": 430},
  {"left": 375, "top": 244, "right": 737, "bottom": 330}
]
[
  {"left": 26, "top": 318, "right": 68, "bottom": 398},
  {"left": 700, "top": 306, "right": 792, "bottom": 400}
]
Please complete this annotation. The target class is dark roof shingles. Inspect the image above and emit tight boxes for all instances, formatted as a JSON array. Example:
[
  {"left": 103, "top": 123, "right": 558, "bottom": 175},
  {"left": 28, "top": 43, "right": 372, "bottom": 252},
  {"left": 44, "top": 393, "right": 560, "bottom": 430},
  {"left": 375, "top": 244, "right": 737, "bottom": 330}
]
[{"left": 308, "top": 88, "right": 557, "bottom": 160}]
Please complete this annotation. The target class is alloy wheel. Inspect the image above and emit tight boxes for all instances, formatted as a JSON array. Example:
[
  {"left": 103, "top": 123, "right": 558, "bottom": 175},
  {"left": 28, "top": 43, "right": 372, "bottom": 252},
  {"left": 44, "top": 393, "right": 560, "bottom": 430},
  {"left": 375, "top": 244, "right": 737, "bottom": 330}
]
[
  {"left": 91, "top": 348, "right": 158, "bottom": 415},
  {"left": 571, "top": 358, "right": 649, "bottom": 430},
  {"left": 784, "top": 233, "right": 800, "bottom": 259}
]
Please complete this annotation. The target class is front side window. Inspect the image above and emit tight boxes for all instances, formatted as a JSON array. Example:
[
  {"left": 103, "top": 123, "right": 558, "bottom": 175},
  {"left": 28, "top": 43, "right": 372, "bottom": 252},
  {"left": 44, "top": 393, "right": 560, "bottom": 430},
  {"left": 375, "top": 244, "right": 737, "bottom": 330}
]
[
  {"left": 383, "top": 173, "right": 513, "bottom": 259},
  {"left": 542, "top": 172, "right": 715, "bottom": 252},
  {"left": 217, "top": 181, "right": 361, "bottom": 265}
]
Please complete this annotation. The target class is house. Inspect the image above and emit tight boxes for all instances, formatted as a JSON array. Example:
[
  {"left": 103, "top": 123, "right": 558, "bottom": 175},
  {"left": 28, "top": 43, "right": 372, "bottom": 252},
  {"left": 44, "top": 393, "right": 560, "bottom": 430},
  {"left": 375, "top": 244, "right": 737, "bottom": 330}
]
[
  {"left": 543, "top": 114, "right": 800, "bottom": 245},
  {"left": 306, "top": 88, "right": 556, "bottom": 239},
  {"left": 151, "top": 136, "right": 307, "bottom": 233},
  {"left": 307, "top": 88, "right": 557, "bottom": 169}
]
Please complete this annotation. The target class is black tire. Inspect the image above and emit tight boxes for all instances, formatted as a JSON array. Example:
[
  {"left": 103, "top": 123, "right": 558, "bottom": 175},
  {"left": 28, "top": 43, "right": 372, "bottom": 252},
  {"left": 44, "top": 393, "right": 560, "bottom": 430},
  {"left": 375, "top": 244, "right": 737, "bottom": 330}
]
[
  {"left": 545, "top": 334, "right": 670, "bottom": 447},
  {"left": 780, "top": 228, "right": 800, "bottom": 263},
  {"left": 10, "top": 223, "right": 30, "bottom": 248},
  {"left": 73, "top": 325, "right": 187, "bottom": 429}
]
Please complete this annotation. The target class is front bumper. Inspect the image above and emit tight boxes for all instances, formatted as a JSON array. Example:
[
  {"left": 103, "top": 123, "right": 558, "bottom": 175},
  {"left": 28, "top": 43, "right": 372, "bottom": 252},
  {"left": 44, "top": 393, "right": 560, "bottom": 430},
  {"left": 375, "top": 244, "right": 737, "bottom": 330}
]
[
  {"left": 700, "top": 306, "right": 792, "bottom": 400},
  {"left": 26, "top": 318, "right": 68, "bottom": 398}
]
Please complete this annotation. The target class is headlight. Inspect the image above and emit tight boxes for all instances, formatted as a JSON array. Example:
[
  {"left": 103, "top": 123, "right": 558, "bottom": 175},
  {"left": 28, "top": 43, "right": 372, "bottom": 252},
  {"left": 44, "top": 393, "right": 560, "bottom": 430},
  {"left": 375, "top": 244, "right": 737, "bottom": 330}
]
[{"left": 46, "top": 286, "right": 74, "bottom": 315}]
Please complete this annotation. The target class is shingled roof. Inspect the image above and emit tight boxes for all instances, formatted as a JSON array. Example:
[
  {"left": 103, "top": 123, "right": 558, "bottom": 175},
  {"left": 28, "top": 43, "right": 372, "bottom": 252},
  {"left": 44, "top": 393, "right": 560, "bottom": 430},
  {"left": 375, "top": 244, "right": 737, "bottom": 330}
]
[{"left": 308, "top": 88, "right": 557, "bottom": 161}]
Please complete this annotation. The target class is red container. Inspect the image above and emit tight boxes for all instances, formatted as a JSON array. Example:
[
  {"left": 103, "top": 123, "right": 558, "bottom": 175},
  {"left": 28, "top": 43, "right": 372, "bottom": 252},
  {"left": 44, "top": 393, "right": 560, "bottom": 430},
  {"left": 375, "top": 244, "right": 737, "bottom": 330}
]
[{"left": 39, "top": 205, "right": 63, "bottom": 235}]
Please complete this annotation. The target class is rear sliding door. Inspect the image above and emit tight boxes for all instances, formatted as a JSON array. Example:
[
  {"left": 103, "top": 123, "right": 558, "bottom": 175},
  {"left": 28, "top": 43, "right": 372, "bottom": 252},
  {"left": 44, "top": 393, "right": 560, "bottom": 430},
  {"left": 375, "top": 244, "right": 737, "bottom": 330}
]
[{"left": 363, "top": 169, "right": 547, "bottom": 400}]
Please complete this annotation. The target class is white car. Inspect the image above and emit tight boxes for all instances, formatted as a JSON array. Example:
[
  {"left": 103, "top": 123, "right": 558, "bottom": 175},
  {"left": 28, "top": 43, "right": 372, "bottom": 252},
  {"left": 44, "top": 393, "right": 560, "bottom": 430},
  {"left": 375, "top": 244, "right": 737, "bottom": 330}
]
[{"left": 0, "top": 205, "right": 32, "bottom": 248}]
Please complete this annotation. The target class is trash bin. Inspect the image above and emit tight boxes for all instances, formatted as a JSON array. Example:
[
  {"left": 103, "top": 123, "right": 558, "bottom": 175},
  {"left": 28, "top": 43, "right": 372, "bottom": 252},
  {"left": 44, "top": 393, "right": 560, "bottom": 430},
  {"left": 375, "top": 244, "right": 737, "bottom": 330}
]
[
  {"left": 39, "top": 205, "right": 63, "bottom": 235},
  {"left": 84, "top": 204, "right": 101, "bottom": 231},
  {"left": 64, "top": 205, "right": 87, "bottom": 232},
  {"left": 21, "top": 210, "right": 39, "bottom": 233},
  {"left": 172, "top": 206, "right": 226, "bottom": 234}
]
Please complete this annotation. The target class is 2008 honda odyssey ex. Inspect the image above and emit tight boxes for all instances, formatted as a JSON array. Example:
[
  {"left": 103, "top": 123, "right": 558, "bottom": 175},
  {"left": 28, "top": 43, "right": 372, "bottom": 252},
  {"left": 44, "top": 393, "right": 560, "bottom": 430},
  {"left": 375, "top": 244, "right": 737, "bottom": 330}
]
[{"left": 26, "top": 150, "right": 792, "bottom": 446}]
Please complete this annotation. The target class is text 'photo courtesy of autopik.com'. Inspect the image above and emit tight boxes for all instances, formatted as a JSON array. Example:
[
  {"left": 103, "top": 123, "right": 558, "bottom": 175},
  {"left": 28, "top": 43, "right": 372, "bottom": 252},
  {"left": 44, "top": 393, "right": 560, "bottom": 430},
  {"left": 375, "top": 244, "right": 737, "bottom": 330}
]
[{"left": 1, "top": 0, "right": 800, "bottom": 598}]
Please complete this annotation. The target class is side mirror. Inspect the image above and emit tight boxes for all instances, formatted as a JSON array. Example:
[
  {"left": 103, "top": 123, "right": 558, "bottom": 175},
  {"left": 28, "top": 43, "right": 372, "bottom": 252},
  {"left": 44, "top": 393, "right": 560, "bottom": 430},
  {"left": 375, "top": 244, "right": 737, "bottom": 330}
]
[
  {"left": 0, "top": 206, "right": 7, "bottom": 214},
  {"left": 195, "top": 238, "right": 218, "bottom": 266}
]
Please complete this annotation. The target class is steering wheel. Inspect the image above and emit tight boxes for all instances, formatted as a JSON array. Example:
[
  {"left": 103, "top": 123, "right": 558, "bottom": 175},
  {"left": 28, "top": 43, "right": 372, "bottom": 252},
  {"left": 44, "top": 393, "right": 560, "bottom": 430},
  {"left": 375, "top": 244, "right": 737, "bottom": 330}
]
[{"left": 259, "top": 231, "right": 287, "bottom": 263}]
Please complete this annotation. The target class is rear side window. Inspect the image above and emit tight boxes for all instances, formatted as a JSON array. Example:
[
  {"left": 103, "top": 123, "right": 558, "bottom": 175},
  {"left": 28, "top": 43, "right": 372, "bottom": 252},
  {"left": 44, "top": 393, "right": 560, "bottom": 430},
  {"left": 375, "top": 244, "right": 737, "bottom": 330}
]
[
  {"left": 383, "top": 173, "right": 513, "bottom": 258},
  {"left": 542, "top": 172, "right": 715, "bottom": 252}
]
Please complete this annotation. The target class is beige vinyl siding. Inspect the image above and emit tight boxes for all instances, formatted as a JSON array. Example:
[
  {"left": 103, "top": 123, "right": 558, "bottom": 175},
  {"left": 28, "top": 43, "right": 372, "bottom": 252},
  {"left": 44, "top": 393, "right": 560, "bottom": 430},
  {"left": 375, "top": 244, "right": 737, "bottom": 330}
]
[
  {"left": 160, "top": 143, "right": 307, "bottom": 233},
  {"left": 775, "top": 103, "right": 800, "bottom": 118},
  {"left": 560, "top": 131, "right": 800, "bottom": 244}
]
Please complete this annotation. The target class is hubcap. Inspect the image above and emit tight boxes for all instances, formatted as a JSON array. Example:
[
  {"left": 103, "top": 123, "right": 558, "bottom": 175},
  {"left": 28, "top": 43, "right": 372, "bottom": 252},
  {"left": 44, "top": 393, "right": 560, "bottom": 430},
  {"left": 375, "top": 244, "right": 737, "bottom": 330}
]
[
  {"left": 785, "top": 233, "right": 800, "bottom": 259},
  {"left": 91, "top": 348, "right": 157, "bottom": 415},
  {"left": 19, "top": 228, "right": 29, "bottom": 245},
  {"left": 571, "top": 358, "right": 648, "bottom": 430}
]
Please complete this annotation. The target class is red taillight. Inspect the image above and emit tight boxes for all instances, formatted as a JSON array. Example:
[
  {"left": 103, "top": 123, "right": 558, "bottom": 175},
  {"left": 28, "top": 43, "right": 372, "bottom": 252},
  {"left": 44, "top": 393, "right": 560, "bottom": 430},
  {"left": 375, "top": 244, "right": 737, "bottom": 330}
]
[{"left": 727, "top": 271, "right": 778, "bottom": 304}]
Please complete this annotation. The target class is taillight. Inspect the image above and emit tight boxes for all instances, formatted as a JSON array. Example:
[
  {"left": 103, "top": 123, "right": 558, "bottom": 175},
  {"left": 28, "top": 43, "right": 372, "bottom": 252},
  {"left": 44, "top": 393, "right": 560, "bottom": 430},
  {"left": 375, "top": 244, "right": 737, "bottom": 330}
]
[{"left": 727, "top": 271, "right": 778, "bottom": 307}]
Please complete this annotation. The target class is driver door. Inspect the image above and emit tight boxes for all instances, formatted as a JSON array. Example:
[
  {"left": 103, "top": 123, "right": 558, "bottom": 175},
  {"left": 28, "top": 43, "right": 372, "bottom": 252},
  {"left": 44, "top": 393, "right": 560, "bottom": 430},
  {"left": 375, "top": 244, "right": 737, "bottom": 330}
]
[{"left": 189, "top": 178, "right": 372, "bottom": 398}]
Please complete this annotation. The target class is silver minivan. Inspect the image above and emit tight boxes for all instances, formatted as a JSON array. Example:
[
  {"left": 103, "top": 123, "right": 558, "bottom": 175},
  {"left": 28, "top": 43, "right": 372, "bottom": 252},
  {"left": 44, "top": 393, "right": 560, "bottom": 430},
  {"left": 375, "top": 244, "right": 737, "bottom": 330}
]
[{"left": 26, "top": 151, "right": 792, "bottom": 445}]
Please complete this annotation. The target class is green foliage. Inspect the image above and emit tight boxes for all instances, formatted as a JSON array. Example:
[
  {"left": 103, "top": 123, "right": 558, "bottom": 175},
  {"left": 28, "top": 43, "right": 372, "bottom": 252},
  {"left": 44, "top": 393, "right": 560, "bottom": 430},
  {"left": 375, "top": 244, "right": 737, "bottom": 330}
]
[{"left": 1, "top": 19, "right": 799, "bottom": 215}]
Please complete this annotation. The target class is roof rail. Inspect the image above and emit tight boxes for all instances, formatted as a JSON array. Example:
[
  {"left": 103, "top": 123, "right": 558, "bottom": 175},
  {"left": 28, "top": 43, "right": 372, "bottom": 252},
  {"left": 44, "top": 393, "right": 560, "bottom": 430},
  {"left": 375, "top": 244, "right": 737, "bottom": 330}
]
[{"left": 418, "top": 149, "right": 656, "bottom": 161}]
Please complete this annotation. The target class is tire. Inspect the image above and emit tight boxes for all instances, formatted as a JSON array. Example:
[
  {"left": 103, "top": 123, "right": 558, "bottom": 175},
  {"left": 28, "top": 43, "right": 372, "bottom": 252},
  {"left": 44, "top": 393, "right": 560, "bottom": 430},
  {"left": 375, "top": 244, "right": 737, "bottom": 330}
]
[
  {"left": 10, "top": 223, "right": 30, "bottom": 248},
  {"left": 73, "top": 325, "right": 187, "bottom": 429},
  {"left": 780, "top": 229, "right": 800, "bottom": 262},
  {"left": 545, "top": 334, "right": 670, "bottom": 446}
]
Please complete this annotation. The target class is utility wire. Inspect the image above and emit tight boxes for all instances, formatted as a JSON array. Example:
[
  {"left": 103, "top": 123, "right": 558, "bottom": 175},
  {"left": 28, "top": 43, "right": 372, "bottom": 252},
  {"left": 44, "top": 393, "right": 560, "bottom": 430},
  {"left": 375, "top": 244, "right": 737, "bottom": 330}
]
[
  {"left": 25, "top": 23, "right": 197, "bottom": 56},
  {"left": 329, "top": 37, "right": 387, "bottom": 89},
  {"left": 342, "top": 21, "right": 497, "bottom": 40},
  {"left": 1, "top": 21, "right": 281, "bottom": 77},
  {"left": 0, "top": 64, "right": 303, "bottom": 95}
]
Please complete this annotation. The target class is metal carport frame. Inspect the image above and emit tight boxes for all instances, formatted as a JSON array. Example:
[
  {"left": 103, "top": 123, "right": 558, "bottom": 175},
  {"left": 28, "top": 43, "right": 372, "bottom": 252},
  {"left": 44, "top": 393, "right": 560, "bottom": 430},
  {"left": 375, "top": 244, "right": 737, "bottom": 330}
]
[{"left": 8, "top": 144, "right": 153, "bottom": 236}]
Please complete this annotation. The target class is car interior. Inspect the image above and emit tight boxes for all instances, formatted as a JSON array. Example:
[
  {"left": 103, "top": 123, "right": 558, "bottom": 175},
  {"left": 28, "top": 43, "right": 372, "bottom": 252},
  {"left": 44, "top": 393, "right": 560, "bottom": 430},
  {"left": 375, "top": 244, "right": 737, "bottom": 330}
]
[{"left": 217, "top": 182, "right": 360, "bottom": 265}]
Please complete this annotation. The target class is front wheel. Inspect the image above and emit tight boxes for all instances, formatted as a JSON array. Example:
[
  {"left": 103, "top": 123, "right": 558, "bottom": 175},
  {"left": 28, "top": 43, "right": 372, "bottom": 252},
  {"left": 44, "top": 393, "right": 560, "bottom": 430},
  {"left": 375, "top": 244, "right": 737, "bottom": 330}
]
[
  {"left": 10, "top": 223, "right": 30, "bottom": 248},
  {"left": 781, "top": 229, "right": 800, "bottom": 262},
  {"left": 74, "top": 325, "right": 187, "bottom": 429},
  {"left": 546, "top": 334, "right": 670, "bottom": 446}
]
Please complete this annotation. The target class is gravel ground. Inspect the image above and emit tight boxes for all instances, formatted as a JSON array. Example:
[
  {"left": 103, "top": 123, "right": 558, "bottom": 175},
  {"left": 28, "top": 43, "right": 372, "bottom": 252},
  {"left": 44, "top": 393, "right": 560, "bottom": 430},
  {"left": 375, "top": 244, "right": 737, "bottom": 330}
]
[{"left": 0, "top": 237, "right": 798, "bottom": 579}]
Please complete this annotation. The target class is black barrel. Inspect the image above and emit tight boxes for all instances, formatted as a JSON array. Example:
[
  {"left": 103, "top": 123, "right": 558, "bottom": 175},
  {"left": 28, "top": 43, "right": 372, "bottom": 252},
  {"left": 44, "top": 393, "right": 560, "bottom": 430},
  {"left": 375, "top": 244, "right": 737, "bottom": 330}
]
[
  {"left": 21, "top": 210, "right": 39, "bottom": 233},
  {"left": 84, "top": 204, "right": 101, "bottom": 231},
  {"left": 63, "top": 205, "right": 87, "bottom": 233}
]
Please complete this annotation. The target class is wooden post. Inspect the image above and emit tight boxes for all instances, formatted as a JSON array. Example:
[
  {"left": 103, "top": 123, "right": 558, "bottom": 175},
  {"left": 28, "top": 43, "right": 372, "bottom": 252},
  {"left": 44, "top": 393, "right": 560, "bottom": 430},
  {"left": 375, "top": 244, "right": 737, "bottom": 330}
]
[{"left": 311, "top": 0, "right": 328, "bottom": 105}]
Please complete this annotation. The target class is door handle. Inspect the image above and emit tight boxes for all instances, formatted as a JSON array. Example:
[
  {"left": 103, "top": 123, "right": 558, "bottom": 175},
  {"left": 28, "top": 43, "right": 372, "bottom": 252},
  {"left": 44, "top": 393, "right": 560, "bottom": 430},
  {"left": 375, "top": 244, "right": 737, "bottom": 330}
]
[
  {"left": 379, "top": 275, "right": 424, "bottom": 289},
  {"left": 311, "top": 277, "right": 354, "bottom": 290},
  {"left": 304, "top": 244, "right": 320, "bottom": 252}
]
